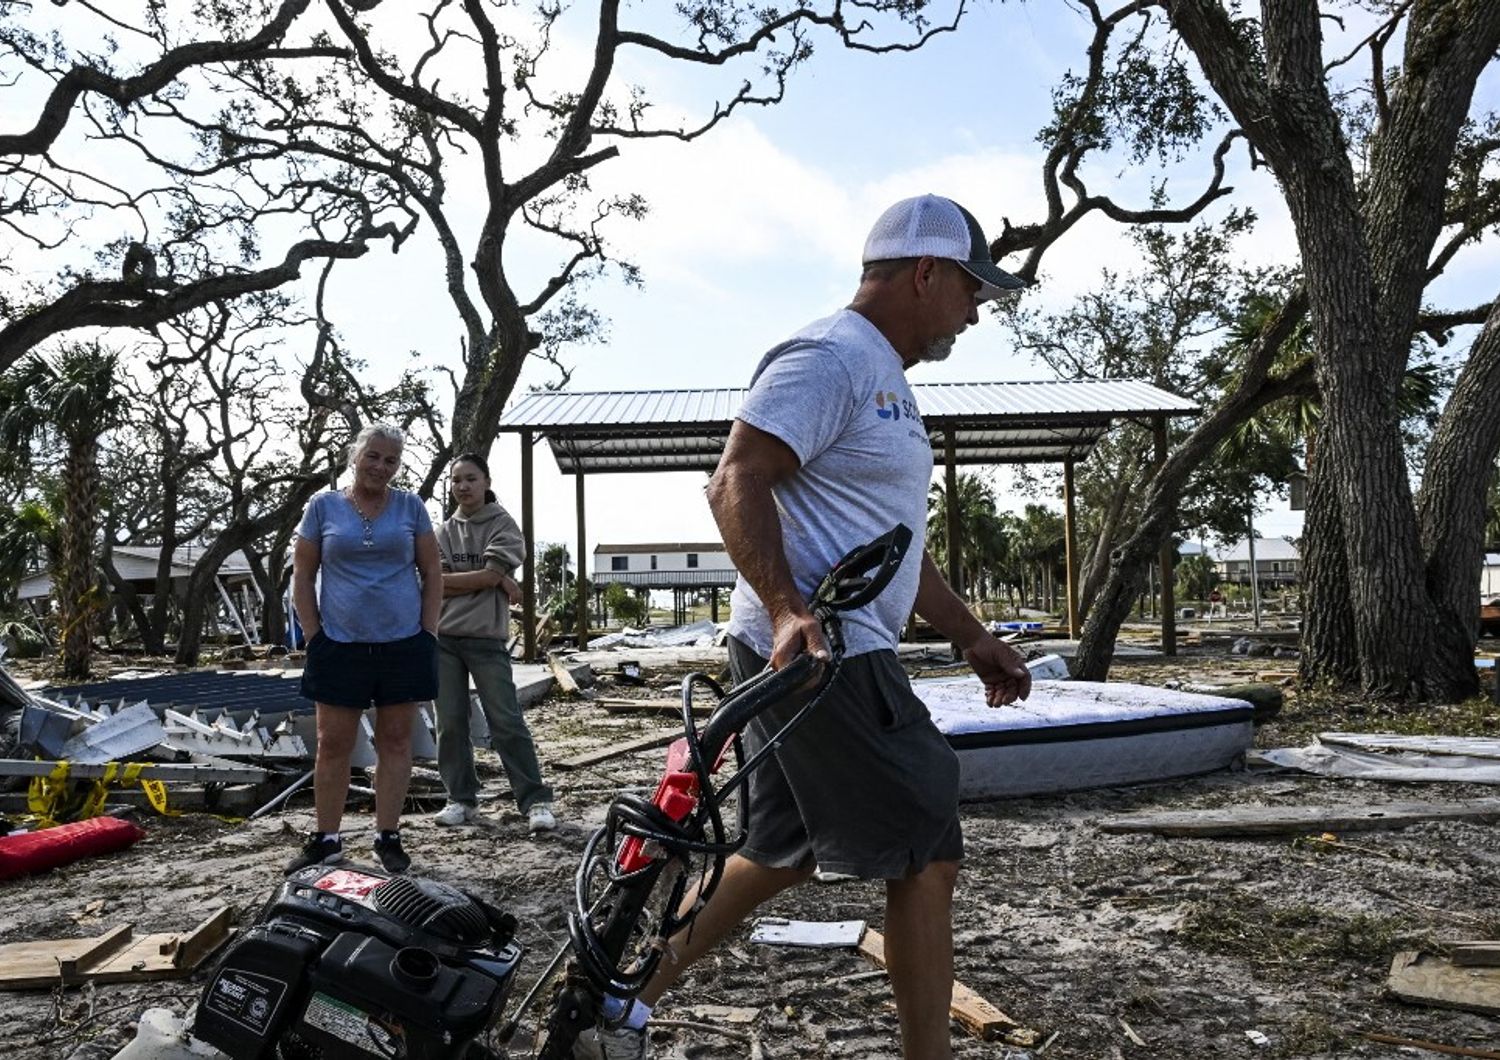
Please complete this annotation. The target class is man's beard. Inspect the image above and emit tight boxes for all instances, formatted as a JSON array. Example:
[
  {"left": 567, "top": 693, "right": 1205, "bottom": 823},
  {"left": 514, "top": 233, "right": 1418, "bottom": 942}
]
[{"left": 920, "top": 335, "right": 956, "bottom": 362}]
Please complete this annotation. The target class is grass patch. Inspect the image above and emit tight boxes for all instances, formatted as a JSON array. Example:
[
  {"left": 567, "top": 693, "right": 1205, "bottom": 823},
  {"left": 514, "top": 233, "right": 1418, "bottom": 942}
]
[
  {"left": 1270, "top": 1011, "right": 1348, "bottom": 1058},
  {"left": 1263, "top": 685, "right": 1500, "bottom": 747},
  {"left": 1177, "top": 891, "right": 1432, "bottom": 971}
]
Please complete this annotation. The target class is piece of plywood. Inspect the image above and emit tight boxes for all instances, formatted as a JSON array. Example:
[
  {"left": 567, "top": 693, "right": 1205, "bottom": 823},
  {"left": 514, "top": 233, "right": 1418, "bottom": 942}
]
[
  {"left": 856, "top": 928, "right": 1026, "bottom": 1041},
  {"left": 1388, "top": 950, "right": 1500, "bottom": 1016},
  {"left": 551, "top": 729, "right": 680, "bottom": 771},
  {"left": 0, "top": 908, "right": 232, "bottom": 990},
  {"left": 1101, "top": 799, "right": 1500, "bottom": 838}
]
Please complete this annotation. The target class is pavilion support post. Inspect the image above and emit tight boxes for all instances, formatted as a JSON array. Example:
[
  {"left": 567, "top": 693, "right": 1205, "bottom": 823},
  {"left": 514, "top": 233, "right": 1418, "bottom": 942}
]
[
  {"left": 575, "top": 466, "right": 588, "bottom": 649},
  {"left": 710, "top": 587, "right": 719, "bottom": 624},
  {"left": 1154, "top": 416, "right": 1177, "bottom": 655},
  {"left": 521, "top": 431, "right": 537, "bottom": 662},
  {"left": 1063, "top": 459, "right": 1080, "bottom": 639},
  {"left": 944, "top": 431, "right": 963, "bottom": 659}
]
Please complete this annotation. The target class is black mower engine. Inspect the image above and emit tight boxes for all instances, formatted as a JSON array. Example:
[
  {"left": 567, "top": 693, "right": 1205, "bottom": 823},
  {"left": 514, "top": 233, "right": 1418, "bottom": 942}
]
[{"left": 193, "top": 863, "right": 523, "bottom": 1060}]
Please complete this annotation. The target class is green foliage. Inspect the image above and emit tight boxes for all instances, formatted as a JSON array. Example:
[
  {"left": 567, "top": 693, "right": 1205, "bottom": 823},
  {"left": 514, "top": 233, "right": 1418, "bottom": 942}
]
[
  {"left": 603, "top": 581, "right": 650, "bottom": 627},
  {"left": 1040, "top": 14, "right": 1225, "bottom": 165},
  {"left": 0, "top": 499, "right": 57, "bottom": 606},
  {"left": 1175, "top": 552, "right": 1217, "bottom": 600},
  {"left": 536, "top": 541, "right": 591, "bottom": 628},
  {"left": 537, "top": 542, "right": 572, "bottom": 604}
]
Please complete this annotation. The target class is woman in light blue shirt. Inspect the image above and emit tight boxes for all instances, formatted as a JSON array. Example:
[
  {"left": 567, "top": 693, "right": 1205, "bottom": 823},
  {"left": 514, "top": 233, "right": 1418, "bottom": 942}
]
[{"left": 288, "top": 423, "right": 443, "bottom": 875}]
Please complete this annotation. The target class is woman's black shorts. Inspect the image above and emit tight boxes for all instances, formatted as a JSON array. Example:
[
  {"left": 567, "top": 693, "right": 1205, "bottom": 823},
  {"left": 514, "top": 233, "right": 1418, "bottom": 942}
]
[{"left": 300, "top": 630, "right": 439, "bottom": 708}]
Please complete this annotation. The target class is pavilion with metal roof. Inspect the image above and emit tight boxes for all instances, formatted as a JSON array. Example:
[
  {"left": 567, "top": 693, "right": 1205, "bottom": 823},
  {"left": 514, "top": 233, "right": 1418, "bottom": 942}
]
[{"left": 498, "top": 380, "right": 1199, "bottom": 658}]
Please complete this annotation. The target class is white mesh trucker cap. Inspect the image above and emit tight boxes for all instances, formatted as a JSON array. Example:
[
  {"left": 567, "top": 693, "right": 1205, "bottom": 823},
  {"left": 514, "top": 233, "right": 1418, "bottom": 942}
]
[{"left": 862, "top": 194, "right": 1024, "bottom": 300}]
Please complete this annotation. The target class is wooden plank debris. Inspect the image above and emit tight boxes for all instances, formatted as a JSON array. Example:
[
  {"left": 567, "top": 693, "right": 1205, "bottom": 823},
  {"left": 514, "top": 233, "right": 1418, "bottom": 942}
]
[
  {"left": 0, "top": 907, "right": 232, "bottom": 989},
  {"left": 596, "top": 697, "right": 711, "bottom": 718},
  {"left": 857, "top": 928, "right": 1028, "bottom": 1041},
  {"left": 1451, "top": 942, "right": 1500, "bottom": 967},
  {"left": 548, "top": 654, "right": 580, "bottom": 696},
  {"left": 1101, "top": 799, "right": 1500, "bottom": 838},
  {"left": 1387, "top": 950, "right": 1500, "bottom": 1017},
  {"left": 551, "top": 729, "right": 680, "bottom": 771},
  {"left": 58, "top": 924, "right": 132, "bottom": 980}
]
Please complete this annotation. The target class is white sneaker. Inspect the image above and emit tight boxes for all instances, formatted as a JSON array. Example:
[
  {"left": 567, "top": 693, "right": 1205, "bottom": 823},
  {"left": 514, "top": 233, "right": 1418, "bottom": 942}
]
[
  {"left": 433, "top": 801, "right": 475, "bottom": 827},
  {"left": 527, "top": 802, "right": 557, "bottom": 833}
]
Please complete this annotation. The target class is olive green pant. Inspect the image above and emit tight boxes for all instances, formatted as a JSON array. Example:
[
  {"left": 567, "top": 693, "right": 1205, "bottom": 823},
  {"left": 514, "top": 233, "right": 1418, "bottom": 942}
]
[{"left": 435, "top": 634, "right": 552, "bottom": 812}]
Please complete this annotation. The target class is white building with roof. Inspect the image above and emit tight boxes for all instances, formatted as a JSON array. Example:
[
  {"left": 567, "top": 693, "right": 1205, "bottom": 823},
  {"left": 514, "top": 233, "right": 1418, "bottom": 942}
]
[
  {"left": 592, "top": 542, "right": 735, "bottom": 587},
  {"left": 1213, "top": 537, "right": 1301, "bottom": 586}
]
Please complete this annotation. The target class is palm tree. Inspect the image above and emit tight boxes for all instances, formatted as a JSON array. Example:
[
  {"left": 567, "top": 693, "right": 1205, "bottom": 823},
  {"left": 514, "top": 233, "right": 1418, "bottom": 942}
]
[
  {"left": 928, "top": 474, "right": 1013, "bottom": 603},
  {"left": 0, "top": 499, "right": 58, "bottom": 607},
  {"left": 0, "top": 344, "right": 124, "bottom": 678}
]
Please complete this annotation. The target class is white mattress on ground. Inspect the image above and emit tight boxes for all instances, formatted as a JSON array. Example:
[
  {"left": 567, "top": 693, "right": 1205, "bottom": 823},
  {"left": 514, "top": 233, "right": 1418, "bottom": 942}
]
[{"left": 913, "top": 677, "right": 1255, "bottom": 801}]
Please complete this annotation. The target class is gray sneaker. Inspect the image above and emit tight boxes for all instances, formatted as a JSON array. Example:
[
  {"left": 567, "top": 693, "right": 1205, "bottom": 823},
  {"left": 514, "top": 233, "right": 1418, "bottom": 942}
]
[{"left": 574, "top": 1025, "right": 649, "bottom": 1060}]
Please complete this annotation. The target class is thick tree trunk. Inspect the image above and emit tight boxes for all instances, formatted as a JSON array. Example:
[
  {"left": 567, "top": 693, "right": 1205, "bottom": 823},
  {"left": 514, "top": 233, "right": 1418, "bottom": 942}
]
[
  {"left": 1166, "top": 0, "right": 1500, "bottom": 702},
  {"left": 1079, "top": 463, "right": 1137, "bottom": 619},
  {"left": 1415, "top": 300, "right": 1500, "bottom": 696},
  {"left": 1298, "top": 445, "right": 1360, "bottom": 687}
]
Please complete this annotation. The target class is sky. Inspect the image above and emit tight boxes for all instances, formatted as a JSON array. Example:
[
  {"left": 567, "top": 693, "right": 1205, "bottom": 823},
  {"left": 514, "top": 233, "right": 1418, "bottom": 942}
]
[{"left": 11, "top": 1, "right": 1500, "bottom": 569}]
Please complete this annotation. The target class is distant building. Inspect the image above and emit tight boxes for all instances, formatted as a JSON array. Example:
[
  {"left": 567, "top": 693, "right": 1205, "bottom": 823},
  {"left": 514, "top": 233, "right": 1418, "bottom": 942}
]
[
  {"left": 1212, "top": 537, "right": 1301, "bottom": 587},
  {"left": 592, "top": 542, "right": 736, "bottom": 589},
  {"left": 591, "top": 542, "right": 737, "bottom": 626},
  {"left": 18, "top": 543, "right": 264, "bottom": 643},
  {"left": 1484, "top": 553, "right": 1500, "bottom": 597},
  {"left": 17, "top": 543, "right": 254, "bottom": 601}
]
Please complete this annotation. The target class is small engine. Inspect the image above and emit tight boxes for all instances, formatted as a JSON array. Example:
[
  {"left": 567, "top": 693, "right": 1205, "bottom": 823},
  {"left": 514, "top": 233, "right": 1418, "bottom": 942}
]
[{"left": 193, "top": 863, "right": 523, "bottom": 1060}]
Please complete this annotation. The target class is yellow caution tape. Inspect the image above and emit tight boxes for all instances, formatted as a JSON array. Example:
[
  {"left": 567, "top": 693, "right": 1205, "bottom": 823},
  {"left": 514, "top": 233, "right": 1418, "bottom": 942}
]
[
  {"left": 77, "top": 762, "right": 120, "bottom": 820},
  {"left": 26, "top": 760, "right": 71, "bottom": 826},
  {"left": 24, "top": 759, "right": 244, "bottom": 825}
]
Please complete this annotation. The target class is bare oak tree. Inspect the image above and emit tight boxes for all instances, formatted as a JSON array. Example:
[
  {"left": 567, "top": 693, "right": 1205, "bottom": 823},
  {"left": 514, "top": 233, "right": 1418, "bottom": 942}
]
[
  {"left": 219, "top": 0, "right": 970, "bottom": 471},
  {"left": 996, "top": 0, "right": 1500, "bottom": 701}
]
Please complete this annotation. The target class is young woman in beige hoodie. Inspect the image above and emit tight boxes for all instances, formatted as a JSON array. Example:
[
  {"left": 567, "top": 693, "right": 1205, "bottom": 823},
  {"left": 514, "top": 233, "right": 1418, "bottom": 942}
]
[{"left": 432, "top": 453, "right": 555, "bottom": 832}]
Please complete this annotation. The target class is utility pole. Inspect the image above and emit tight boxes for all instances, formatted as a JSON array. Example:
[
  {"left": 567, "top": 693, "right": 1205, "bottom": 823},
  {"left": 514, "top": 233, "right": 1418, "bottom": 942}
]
[{"left": 1246, "top": 502, "right": 1262, "bottom": 630}]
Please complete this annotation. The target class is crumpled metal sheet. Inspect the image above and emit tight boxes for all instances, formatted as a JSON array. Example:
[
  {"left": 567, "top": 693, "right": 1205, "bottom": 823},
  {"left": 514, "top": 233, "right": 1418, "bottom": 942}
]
[{"left": 1257, "top": 731, "right": 1500, "bottom": 783}]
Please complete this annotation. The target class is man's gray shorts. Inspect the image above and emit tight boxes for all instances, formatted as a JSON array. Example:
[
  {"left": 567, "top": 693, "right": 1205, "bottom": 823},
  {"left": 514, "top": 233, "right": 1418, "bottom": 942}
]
[{"left": 728, "top": 636, "right": 963, "bottom": 880}]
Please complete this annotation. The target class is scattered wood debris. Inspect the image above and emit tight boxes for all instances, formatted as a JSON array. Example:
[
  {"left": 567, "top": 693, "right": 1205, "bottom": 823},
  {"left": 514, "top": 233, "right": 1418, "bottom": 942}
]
[
  {"left": 0, "top": 907, "right": 232, "bottom": 989},
  {"left": 595, "top": 696, "right": 710, "bottom": 718},
  {"left": 1451, "top": 942, "right": 1500, "bottom": 967},
  {"left": 1387, "top": 950, "right": 1500, "bottom": 1017},
  {"left": 550, "top": 729, "right": 679, "bottom": 771},
  {"left": 856, "top": 927, "right": 1031, "bottom": 1042},
  {"left": 1101, "top": 799, "right": 1500, "bottom": 838}
]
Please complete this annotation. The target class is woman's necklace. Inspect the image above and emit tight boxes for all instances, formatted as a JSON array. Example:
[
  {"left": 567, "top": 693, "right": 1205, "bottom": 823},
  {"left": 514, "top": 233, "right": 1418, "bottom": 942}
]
[{"left": 346, "top": 487, "right": 389, "bottom": 548}]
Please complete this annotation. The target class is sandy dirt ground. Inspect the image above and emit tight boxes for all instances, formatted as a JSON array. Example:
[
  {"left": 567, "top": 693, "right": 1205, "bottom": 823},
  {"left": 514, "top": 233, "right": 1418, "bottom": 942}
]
[{"left": 3, "top": 643, "right": 1500, "bottom": 1060}]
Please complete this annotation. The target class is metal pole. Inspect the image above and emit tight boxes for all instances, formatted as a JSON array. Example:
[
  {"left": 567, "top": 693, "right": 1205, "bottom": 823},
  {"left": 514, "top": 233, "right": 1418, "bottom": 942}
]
[
  {"left": 1063, "top": 459, "right": 1080, "bottom": 639},
  {"left": 1247, "top": 501, "right": 1262, "bottom": 630},
  {"left": 944, "top": 431, "right": 963, "bottom": 659},
  {"left": 215, "top": 576, "right": 253, "bottom": 645},
  {"left": 1154, "top": 416, "right": 1176, "bottom": 655},
  {"left": 576, "top": 466, "right": 588, "bottom": 648},
  {"left": 521, "top": 431, "right": 537, "bottom": 662},
  {"left": 248, "top": 769, "right": 314, "bottom": 820}
]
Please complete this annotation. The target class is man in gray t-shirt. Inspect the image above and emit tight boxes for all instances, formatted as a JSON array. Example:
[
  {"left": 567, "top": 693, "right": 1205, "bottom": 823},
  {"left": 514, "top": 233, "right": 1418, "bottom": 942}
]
[{"left": 587, "top": 196, "right": 1032, "bottom": 1060}]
